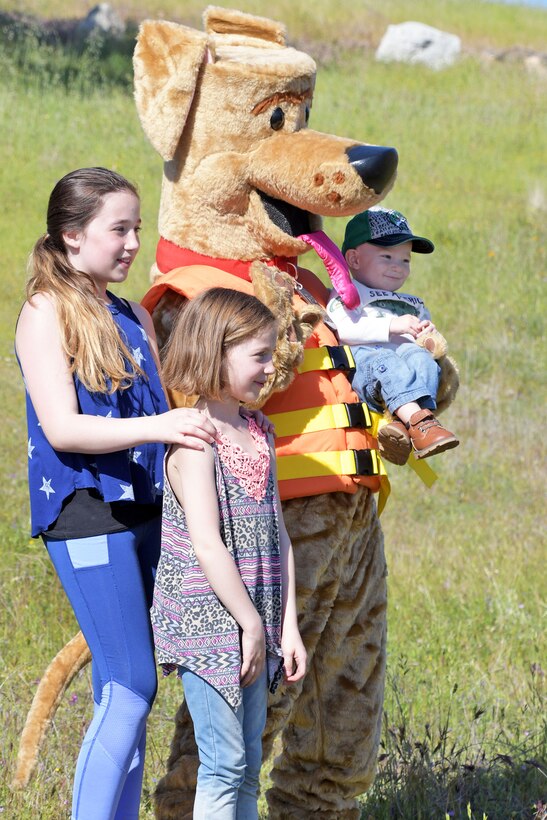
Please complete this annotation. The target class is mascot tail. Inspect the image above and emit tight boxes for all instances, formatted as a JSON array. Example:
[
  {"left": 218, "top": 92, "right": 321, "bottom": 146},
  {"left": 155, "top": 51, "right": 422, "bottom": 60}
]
[{"left": 12, "top": 631, "right": 91, "bottom": 789}]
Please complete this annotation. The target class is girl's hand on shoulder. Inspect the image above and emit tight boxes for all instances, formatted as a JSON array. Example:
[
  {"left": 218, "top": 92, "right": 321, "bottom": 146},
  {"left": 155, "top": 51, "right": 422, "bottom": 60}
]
[
  {"left": 240, "top": 407, "right": 275, "bottom": 435},
  {"left": 281, "top": 625, "right": 307, "bottom": 684},
  {"left": 240, "top": 620, "right": 266, "bottom": 687},
  {"left": 157, "top": 408, "right": 217, "bottom": 449}
]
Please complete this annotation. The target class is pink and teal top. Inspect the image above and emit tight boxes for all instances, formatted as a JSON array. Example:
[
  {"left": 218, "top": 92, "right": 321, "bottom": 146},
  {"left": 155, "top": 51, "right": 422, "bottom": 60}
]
[{"left": 151, "top": 418, "right": 284, "bottom": 709}]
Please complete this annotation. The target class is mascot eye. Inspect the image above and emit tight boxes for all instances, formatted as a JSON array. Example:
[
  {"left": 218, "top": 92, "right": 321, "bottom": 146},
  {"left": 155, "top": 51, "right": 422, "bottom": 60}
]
[{"left": 270, "top": 107, "right": 285, "bottom": 131}]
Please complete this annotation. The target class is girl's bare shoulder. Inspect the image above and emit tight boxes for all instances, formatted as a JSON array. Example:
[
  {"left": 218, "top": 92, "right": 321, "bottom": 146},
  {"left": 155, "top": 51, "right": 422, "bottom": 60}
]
[
  {"left": 19, "top": 291, "right": 56, "bottom": 316},
  {"left": 16, "top": 293, "right": 59, "bottom": 349},
  {"left": 128, "top": 299, "right": 154, "bottom": 328},
  {"left": 168, "top": 440, "right": 215, "bottom": 471}
]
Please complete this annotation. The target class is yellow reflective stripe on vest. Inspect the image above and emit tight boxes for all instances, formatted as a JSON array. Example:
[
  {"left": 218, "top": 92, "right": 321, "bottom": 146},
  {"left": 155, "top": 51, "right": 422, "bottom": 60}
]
[
  {"left": 375, "top": 417, "right": 438, "bottom": 488},
  {"left": 276, "top": 448, "right": 385, "bottom": 481},
  {"left": 375, "top": 458, "right": 434, "bottom": 517},
  {"left": 407, "top": 452, "right": 438, "bottom": 487},
  {"left": 269, "top": 402, "right": 373, "bottom": 438},
  {"left": 297, "top": 345, "right": 356, "bottom": 374}
]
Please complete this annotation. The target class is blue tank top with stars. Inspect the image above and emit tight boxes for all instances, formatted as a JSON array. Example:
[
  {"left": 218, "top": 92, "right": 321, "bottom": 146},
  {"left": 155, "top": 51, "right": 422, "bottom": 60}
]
[{"left": 24, "top": 291, "right": 169, "bottom": 537}]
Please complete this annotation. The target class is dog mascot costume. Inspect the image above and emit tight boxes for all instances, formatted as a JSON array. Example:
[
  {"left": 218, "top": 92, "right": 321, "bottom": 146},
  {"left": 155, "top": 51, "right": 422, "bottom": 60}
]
[
  {"left": 136, "top": 11, "right": 395, "bottom": 820},
  {"left": 13, "top": 7, "right": 457, "bottom": 818}
]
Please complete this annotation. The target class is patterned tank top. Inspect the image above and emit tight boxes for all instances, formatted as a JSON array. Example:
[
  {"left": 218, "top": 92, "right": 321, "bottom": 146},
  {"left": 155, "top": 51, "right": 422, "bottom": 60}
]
[
  {"left": 151, "top": 418, "right": 284, "bottom": 709},
  {"left": 22, "top": 291, "right": 168, "bottom": 536}
]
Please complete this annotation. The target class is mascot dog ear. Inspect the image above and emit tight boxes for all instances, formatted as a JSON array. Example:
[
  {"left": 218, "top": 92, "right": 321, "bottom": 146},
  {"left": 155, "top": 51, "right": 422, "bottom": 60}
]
[
  {"left": 203, "top": 5, "right": 287, "bottom": 42},
  {"left": 134, "top": 8, "right": 290, "bottom": 163},
  {"left": 134, "top": 20, "right": 208, "bottom": 161}
]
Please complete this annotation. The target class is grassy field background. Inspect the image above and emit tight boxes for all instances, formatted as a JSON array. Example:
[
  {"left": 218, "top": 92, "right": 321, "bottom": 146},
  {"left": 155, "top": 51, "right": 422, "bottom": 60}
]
[{"left": 0, "top": 1, "right": 545, "bottom": 817}]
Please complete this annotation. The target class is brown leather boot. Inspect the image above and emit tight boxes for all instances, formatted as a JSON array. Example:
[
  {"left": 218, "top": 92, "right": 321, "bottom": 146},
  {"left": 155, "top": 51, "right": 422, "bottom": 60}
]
[
  {"left": 407, "top": 409, "right": 459, "bottom": 459},
  {"left": 378, "top": 420, "right": 412, "bottom": 465}
]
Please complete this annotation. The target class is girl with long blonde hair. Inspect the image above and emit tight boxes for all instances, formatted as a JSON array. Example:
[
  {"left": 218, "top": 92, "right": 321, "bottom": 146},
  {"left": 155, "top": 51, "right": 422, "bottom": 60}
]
[{"left": 15, "top": 167, "right": 216, "bottom": 820}]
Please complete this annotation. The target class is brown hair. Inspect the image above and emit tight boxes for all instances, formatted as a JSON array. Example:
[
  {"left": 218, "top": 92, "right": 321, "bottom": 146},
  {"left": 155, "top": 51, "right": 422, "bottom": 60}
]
[
  {"left": 162, "top": 288, "right": 276, "bottom": 400},
  {"left": 27, "top": 166, "right": 143, "bottom": 393}
]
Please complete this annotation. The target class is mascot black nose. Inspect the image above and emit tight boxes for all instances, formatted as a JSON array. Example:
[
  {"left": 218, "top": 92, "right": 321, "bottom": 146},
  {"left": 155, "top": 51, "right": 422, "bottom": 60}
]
[{"left": 346, "top": 145, "right": 398, "bottom": 195}]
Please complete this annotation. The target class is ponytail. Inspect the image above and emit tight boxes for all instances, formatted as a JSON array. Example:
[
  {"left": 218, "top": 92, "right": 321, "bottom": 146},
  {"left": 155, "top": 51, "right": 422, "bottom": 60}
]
[{"left": 27, "top": 168, "right": 144, "bottom": 394}]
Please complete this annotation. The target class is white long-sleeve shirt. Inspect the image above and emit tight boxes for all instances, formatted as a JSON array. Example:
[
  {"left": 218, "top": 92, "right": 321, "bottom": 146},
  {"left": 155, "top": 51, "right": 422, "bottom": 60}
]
[{"left": 326, "top": 281, "right": 431, "bottom": 351}]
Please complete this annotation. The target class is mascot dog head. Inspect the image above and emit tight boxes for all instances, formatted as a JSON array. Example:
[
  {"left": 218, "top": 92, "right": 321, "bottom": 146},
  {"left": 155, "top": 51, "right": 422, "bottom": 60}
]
[
  {"left": 134, "top": 7, "right": 398, "bottom": 406},
  {"left": 134, "top": 6, "right": 398, "bottom": 266}
]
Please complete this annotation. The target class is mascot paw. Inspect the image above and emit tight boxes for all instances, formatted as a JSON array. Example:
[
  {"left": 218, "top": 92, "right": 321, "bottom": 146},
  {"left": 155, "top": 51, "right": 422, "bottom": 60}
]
[{"left": 415, "top": 327, "right": 448, "bottom": 359}]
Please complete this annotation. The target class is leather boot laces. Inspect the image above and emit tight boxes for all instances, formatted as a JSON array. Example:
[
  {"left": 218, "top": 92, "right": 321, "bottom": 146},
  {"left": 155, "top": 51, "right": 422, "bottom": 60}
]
[{"left": 412, "top": 413, "right": 438, "bottom": 433}]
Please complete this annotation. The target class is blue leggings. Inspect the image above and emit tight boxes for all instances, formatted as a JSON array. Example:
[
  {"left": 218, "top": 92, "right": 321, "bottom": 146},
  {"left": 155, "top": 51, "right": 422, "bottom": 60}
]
[{"left": 44, "top": 517, "right": 161, "bottom": 820}]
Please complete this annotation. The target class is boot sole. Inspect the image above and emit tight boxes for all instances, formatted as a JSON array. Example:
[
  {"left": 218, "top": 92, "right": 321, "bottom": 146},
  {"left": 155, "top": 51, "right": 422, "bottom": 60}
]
[
  {"left": 378, "top": 427, "right": 412, "bottom": 466},
  {"left": 413, "top": 436, "right": 459, "bottom": 459}
]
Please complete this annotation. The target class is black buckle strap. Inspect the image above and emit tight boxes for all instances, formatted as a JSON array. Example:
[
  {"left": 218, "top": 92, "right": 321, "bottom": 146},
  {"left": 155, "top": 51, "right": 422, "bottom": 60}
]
[
  {"left": 352, "top": 449, "right": 378, "bottom": 476},
  {"left": 325, "top": 345, "right": 356, "bottom": 375},
  {"left": 344, "top": 402, "right": 372, "bottom": 429}
]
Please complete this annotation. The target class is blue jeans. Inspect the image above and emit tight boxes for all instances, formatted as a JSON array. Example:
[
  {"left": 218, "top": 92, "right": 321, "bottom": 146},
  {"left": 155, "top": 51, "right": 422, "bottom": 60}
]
[
  {"left": 44, "top": 517, "right": 161, "bottom": 820},
  {"left": 352, "top": 341, "right": 441, "bottom": 415},
  {"left": 181, "top": 667, "right": 268, "bottom": 820}
]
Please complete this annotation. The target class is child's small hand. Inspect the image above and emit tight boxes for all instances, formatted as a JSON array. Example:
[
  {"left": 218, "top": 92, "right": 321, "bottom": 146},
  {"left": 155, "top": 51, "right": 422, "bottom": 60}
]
[
  {"left": 416, "top": 320, "right": 436, "bottom": 336},
  {"left": 240, "top": 623, "right": 266, "bottom": 687},
  {"left": 281, "top": 626, "right": 307, "bottom": 684},
  {"left": 240, "top": 407, "right": 275, "bottom": 435},
  {"left": 390, "top": 315, "right": 433, "bottom": 339}
]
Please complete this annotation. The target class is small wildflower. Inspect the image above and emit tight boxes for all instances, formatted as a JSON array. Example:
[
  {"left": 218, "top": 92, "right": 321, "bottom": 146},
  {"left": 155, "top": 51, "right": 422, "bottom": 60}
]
[
  {"left": 70, "top": 693, "right": 78, "bottom": 705},
  {"left": 487, "top": 250, "right": 496, "bottom": 257}
]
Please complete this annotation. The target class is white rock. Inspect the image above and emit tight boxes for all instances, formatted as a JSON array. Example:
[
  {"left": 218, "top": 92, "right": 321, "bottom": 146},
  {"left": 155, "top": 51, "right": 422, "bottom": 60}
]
[
  {"left": 376, "top": 22, "right": 461, "bottom": 70},
  {"left": 524, "top": 54, "right": 547, "bottom": 80}
]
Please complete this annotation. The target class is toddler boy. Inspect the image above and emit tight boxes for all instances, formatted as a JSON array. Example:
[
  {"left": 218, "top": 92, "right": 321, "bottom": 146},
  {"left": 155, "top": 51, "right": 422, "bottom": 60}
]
[{"left": 326, "top": 207, "right": 459, "bottom": 465}]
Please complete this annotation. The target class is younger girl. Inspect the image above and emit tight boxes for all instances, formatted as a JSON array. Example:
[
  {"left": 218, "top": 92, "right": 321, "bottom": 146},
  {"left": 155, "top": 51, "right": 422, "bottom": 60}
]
[
  {"left": 151, "top": 287, "right": 307, "bottom": 819},
  {"left": 15, "top": 167, "right": 217, "bottom": 820}
]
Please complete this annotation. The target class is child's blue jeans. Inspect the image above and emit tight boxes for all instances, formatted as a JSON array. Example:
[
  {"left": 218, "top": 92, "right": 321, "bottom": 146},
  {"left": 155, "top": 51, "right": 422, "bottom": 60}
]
[
  {"left": 181, "top": 666, "right": 268, "bottom": 820},
  {"left": 44, "top": 516, "right": 161, "bottom": 820},
  {"left": 352, "top": 341, "right": 441, "bottom": 415}
]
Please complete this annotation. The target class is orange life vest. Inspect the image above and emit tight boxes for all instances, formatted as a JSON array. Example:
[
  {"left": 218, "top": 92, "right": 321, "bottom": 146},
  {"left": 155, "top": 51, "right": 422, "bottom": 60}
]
[{"left": 141, "top": 248, "right": 382, "bottom": 501}]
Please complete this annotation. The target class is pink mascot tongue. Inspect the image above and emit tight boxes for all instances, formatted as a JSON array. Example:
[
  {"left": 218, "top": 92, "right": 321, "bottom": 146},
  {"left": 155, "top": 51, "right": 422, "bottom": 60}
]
[{"left": 299, "top": 230, "right": 360, "bottom": 310}]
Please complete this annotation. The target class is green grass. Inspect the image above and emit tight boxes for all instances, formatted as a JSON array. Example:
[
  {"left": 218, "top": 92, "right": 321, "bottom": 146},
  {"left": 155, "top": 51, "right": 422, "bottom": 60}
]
[
  {"left": 4, "top": 0, "right": 547, "bottom": 51},
  {"left": 1, "top": 1, "right": 546, "bottom": 817}
]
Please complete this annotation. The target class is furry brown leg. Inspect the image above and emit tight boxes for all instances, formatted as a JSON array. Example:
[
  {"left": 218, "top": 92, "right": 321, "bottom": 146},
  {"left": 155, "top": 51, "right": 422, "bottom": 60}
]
[
  {"left": 266, "top": 488, "right": 387, "bottom": 817},
  {"left": 153, "top": 699, "right": 197, "bottom": 819}
]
